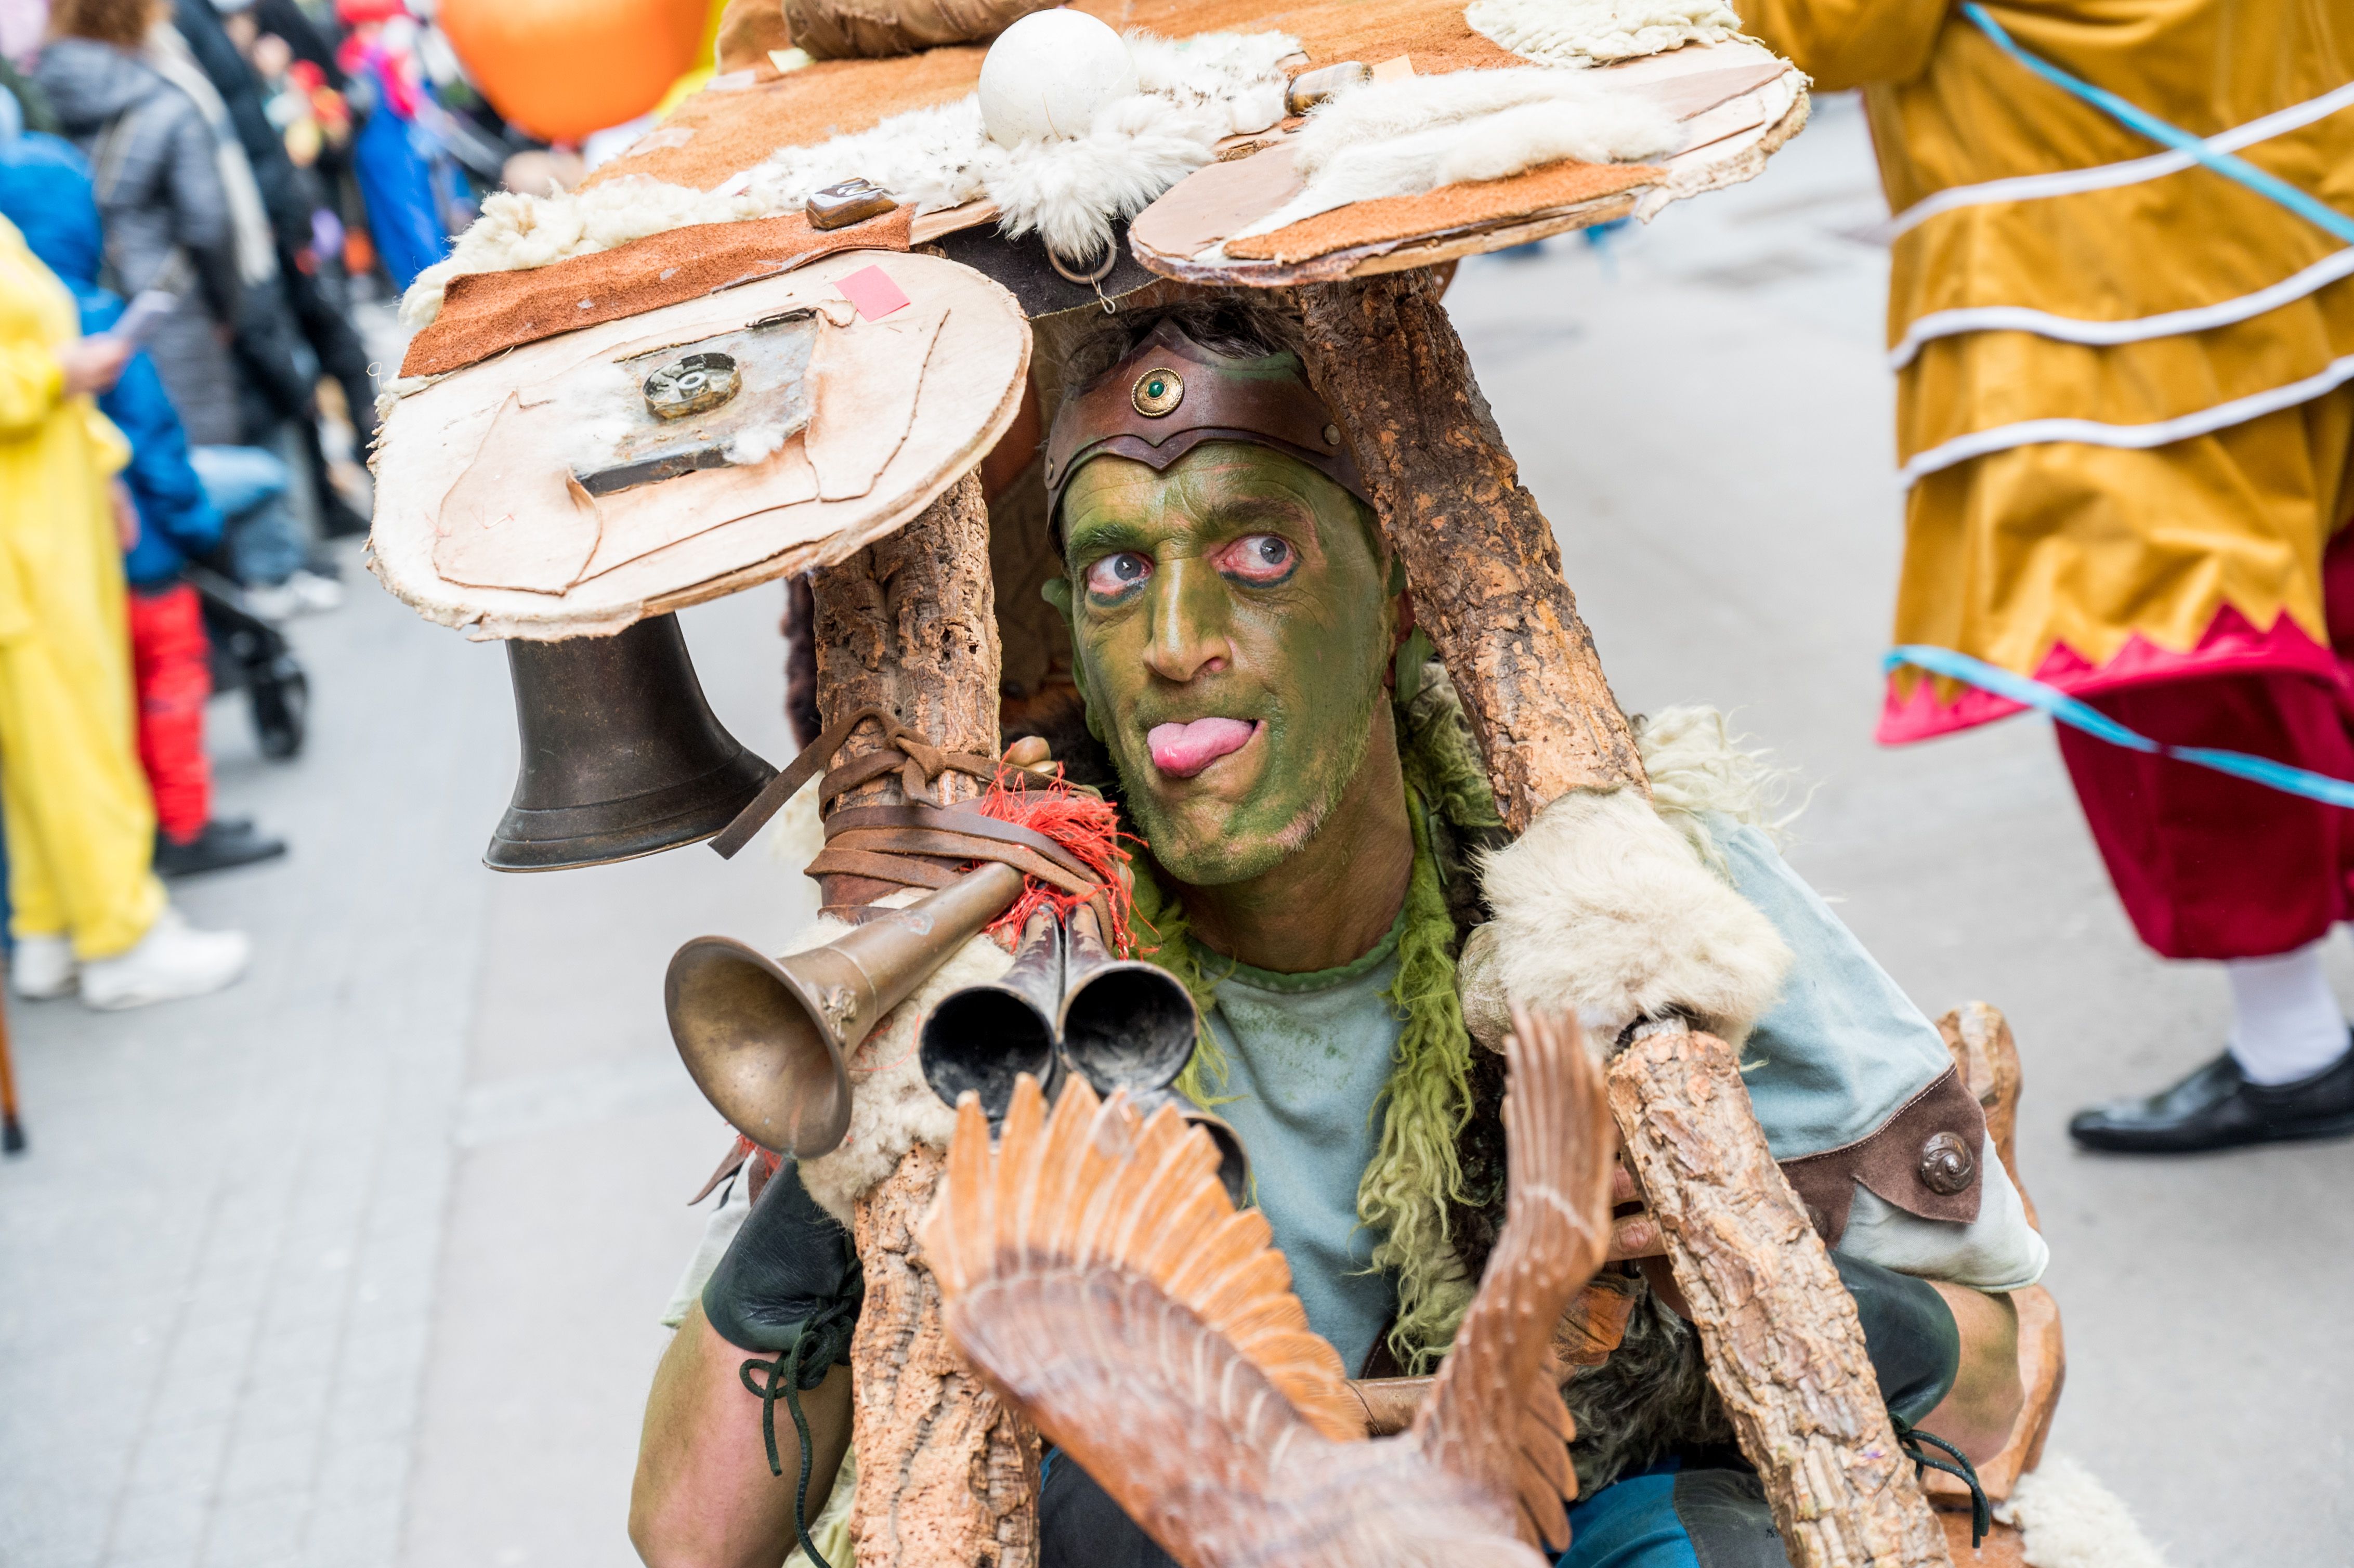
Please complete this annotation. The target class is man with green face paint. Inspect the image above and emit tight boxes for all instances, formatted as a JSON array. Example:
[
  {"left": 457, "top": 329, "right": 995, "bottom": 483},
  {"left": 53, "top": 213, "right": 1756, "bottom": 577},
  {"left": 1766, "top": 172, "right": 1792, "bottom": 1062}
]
[
  {"left": 1021, "top": 305, "right": 2044, "bottom": 1567},
  {"left": 634, "top": 303, "right": 2050, "bottom": 1568}
]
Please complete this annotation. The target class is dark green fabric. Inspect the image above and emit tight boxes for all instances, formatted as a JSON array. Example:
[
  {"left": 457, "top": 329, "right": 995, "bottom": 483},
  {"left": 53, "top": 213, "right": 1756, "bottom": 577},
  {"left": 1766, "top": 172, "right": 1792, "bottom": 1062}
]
[
  {"left": 1831, "top": 1252, "right": 1960, "bottom": 1428},
  {"left": 701, "top": 1160, "right": 862, "bottom": 1371}
]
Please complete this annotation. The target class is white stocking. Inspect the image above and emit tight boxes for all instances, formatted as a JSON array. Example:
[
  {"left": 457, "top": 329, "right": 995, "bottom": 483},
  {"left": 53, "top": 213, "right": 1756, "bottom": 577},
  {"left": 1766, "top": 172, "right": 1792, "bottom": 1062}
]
[{"left": 2226, "top": 938, "right": 2348, "bottom": 1086}]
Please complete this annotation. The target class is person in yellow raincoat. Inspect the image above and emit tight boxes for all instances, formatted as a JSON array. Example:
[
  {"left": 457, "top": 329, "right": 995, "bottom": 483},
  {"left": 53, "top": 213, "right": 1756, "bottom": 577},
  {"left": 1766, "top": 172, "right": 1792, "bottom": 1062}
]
[
  {"left": 0, "top": 212, "right": 248, "bottom": 1010},
  {"left": 1743, "top": 0, "right": 2354, "bottom": 1154}
]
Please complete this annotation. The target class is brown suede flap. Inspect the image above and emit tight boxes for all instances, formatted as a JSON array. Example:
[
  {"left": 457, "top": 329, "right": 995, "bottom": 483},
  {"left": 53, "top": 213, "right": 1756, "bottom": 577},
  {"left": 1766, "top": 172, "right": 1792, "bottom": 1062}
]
[
  {"left": 399, "top": 205, "right": 913, "bottom": 379},
  {"left": 1778, "top": 1065, "right": 1987, "bottom": 1247}
]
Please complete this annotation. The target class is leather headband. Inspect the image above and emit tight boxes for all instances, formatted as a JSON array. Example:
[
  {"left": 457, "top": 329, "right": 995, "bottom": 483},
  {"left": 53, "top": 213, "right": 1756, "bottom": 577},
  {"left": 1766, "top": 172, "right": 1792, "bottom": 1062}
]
[{"left": 1043, "top": 319, "right": 1369, "bottom": 526}]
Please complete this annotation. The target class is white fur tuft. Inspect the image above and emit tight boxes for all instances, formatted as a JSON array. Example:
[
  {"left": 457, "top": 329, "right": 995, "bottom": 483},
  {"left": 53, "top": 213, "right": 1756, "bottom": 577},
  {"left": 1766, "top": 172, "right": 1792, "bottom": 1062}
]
[
  {"left": 1998, "top": 1454, "right": 2173, "bottom": 1568},
  {"left": 1632, "top": 704, "right": 1795, "bottom": 872},
  {"left": 1466, "top": 0, "right": 1742, "bottom": 68},
  {"left": 790, "top": 907, "right": 1013, "bottom": 1223},
  {"left": 1224, "top": 67, "right": 1684, "bottom": 246},
  {"left": 1462, "top": 785, "right": 1791, "bottom": 1050},
  {"left": 399, "top": 31, "right": 1297, "bottom": 329}
]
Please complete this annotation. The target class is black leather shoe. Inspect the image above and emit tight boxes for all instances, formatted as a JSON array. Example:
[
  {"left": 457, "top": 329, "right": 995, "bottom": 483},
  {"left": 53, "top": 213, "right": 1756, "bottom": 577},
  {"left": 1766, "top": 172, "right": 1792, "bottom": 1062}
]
[
  {"left": 154, "top": 820, "right": 288, "bottom": 878},
  {"left": 2069, "top": 1041, "right": 2354, "bottom": 1154}
]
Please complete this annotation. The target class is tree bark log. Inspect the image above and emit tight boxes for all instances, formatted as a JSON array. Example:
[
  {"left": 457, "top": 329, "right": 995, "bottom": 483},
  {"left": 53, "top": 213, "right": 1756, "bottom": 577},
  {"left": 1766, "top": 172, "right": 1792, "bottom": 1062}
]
[
  {"left": 1282, "top": 269, "right": 1646, "bottom": 829},
  {"left": 850, "top": 1146, "right": 1041, "bottom": 1568},
  {"left": 1606, "top": 1028, "right": 1952, "bottom": 1568},
  {"left": 809, "top": 471, "right": 1002, "bottom": 897},
  {"left": 808, "top": 471, "right": 1040, "bottom": 1567}
]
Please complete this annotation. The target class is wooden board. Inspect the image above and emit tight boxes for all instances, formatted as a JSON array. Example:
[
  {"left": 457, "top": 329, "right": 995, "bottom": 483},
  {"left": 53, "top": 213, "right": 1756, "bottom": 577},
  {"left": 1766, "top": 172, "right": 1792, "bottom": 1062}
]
[
  {"left": 1129, "top": 40, "right": 1806, "bottom": 286},
  {"left": 369, "top": 250, "right": 1029, "bottom": 642}
]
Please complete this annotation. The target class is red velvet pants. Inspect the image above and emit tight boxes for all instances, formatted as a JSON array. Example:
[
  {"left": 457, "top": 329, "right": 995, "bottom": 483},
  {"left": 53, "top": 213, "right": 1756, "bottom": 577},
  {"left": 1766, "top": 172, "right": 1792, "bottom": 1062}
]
[
  {"left": 127, "top": 582, "right": 212, "bottom": 845},
  {"left": 2057, "top": 538, "right": 2354, "bottom": 961}
]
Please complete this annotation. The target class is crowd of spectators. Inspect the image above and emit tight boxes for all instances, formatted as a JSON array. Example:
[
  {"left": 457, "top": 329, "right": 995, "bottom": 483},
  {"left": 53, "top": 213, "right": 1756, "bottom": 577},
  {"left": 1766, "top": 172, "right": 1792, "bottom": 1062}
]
[{"left": 0, "top": 0, "right": 556, "bottom": 1010}]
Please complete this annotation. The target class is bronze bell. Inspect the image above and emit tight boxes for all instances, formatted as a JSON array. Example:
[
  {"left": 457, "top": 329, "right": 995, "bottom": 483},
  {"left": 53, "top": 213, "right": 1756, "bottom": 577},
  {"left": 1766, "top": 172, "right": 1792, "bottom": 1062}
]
[
  {"left": 488, "top": 613, "right": 778, "bottom": 871},
  {"left": 667, "top": 861, "right": 1026, "bottom": 1156}
]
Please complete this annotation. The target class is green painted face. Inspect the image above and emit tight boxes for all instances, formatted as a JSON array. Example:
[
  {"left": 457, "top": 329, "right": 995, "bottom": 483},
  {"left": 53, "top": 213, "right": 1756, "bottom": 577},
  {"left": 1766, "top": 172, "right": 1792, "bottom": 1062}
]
[{"left": 1048, "top": 442, "right": 1396, "bottom": 887}]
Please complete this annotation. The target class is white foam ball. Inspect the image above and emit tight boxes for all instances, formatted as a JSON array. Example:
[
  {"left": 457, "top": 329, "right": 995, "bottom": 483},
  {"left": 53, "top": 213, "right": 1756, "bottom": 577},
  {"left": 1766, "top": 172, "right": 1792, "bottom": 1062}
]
[{"left": 978, "top": 10, "right": 1137, "bottom": 148}]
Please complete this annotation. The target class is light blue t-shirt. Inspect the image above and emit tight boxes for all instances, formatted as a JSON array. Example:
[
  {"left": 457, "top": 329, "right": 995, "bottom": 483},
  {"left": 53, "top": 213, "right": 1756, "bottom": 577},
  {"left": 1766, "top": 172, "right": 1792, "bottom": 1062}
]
[{"left": 1196, "top": 916, "right": 1407, "bottom": 1376}]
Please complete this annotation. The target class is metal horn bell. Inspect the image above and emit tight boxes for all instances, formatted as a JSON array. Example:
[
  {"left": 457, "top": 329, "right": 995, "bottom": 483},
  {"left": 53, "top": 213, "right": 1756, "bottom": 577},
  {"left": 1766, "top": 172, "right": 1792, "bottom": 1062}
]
[
  {"left": 487, "top": 612, "right": 777, "bottom": 871},
  {"left": 667, "top": 861, "right": 1026, "bottom": 1157},
  {"left": 920, "top": 905, "right": 1064, "bottom": 1125}
]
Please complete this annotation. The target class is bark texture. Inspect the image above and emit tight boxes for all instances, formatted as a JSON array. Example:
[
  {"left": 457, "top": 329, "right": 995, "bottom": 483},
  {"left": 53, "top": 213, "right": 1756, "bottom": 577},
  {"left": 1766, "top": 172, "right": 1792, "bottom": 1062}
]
[
  {"left": 851, "top": 1145, "right": 1041, "bottom": 1568},
  {"left": 809, "top": 471, "right": 1002, "bottom": 902},
  {"left": 1606, "top": 1028, "right": 1952, "bottom": 1568},
  {"left": 1283, "top": 269, "right": 1646, "bottom": 829},
  {"left": 810, "top": 471, "right": 1039, "bottom": 1567}
]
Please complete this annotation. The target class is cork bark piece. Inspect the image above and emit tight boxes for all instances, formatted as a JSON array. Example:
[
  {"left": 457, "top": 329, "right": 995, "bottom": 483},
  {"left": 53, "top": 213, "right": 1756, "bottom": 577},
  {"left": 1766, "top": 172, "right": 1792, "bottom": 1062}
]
[
  {"left": 807, "top": 474, "right": 1039, "bottom": 1567},
  {"left": 370, "top": 251, "right": 1029, "bottom": 642},
  {"left": 1278, "top": 267, "right": 1646, "bottom": 826},
  {"left": 1222, "top": 159, "right": 1662, "bottom": 265},
  {"left": 399, "top": 206, "right": 912, "bottom": 378},
  {"left": 1607, "top": 1027, "right": 1954, "bottom": 1568}
]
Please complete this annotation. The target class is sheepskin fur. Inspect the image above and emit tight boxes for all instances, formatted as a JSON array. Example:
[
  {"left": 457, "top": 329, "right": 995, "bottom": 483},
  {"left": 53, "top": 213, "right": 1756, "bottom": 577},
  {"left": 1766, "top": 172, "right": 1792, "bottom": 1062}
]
[
  {"left": 400, "top": 30, "right": 1294, "bottom": 329},
  {"left": 789, "top": 900, "right": 1013, "bottom": 1224},
  {"left": 1223, "top": 67, "right": 1684, "bottom": 246},
  {"left": 2000, "top": 1454, "right": 2173, "bottom": 1568},
  {"left": 1462, "top": 784, "right": 1791, "bottom": 1050},
  {"left": 1631, "top": 704, "right": 1793, "bottom": 873},
  {"left": 1465, "top": 0, "right": 1742, "bottom": 68}
]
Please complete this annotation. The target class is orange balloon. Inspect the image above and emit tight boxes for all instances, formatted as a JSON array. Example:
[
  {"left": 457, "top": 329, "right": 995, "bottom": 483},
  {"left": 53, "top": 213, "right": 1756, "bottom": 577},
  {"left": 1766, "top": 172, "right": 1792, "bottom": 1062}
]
[{"left": 439, "top": 0, "right": 710, "bottom": 144}]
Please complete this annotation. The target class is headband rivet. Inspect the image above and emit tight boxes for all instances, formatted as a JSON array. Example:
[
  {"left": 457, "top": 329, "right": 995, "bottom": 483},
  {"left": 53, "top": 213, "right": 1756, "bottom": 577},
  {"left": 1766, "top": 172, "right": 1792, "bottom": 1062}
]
[
  {"left": 1322, "top": 423, "right": 1340, "bottom": 447},
  {"left": 1131, "top": 367, "right": 1184, "bottom": 417}
]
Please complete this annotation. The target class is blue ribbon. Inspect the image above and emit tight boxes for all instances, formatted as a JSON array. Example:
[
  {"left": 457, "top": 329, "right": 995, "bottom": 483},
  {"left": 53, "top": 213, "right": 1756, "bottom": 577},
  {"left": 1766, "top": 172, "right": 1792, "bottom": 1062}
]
[
  {"left": 1887, "top": 645, "right": 2354, "bottom": 808},
  {"left": 1961, "top": 3, "right": 2354, "bottom": 247}
]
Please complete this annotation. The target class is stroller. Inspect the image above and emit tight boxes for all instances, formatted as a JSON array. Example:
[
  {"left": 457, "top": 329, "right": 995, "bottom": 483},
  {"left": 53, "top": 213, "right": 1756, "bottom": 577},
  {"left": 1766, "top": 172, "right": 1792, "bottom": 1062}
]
[{"left": 187, "top": 566, "right": 309, "bottom": 761}]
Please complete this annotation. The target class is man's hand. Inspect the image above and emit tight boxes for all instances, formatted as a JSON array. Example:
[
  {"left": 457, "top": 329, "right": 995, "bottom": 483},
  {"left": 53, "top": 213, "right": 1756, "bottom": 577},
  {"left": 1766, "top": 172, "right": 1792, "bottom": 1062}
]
[{"left": 59, "top": 335, "right": 130, "bottom": 397}]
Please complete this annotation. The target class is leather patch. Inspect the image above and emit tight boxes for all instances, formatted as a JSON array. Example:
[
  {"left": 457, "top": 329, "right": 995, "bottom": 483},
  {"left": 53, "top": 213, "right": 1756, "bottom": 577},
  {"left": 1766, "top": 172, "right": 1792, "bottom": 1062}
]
[
  {"left": 1777, "top": 1066, "right": 1987, "bottom": 1246},
  {"left": 401, "top": 206, "right": 914, "bottom": 379}
]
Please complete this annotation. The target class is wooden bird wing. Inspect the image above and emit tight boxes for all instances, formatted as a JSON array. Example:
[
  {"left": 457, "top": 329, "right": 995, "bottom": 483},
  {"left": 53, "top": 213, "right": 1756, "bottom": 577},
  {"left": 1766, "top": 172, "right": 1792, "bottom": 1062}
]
[
  {"left": 1410, "top": 1009, "right": 1615, "bottom": 1550},
  {"left": 923, "top": 1077, "right": 1372, "bottom": 1568}
]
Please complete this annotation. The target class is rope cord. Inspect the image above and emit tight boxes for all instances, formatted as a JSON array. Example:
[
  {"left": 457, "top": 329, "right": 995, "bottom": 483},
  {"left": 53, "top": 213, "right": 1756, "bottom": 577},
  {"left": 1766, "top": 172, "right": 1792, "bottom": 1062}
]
[
  {"left": 737, "top": 1296, "right": 859, "bottom": 1568},
  {"left": 1961, "top": 4, "right": 2354, "bottom": 246},
  {"left": 1888, "top": 644, "right": 2354, "bottom": 808},
  {"left": 1891, "top": 1414, "right": 1992, "bottom": 1547}
]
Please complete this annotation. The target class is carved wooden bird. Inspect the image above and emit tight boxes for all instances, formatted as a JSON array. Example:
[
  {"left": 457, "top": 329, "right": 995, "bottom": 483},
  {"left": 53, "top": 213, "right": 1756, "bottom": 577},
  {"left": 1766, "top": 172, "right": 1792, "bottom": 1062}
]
[{"left": 920, "top": 1007, "right": 1616, "bottom": 1568}]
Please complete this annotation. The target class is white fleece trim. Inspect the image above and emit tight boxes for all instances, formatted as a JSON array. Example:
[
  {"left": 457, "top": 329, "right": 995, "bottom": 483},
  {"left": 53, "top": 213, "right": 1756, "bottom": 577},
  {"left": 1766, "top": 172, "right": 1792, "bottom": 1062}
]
[
  {"left": 1998, "top": 1454, "right": 2174, "bottom": 1568},
  {"left": 789, "top": 901, "right": 1012, "bottom": 1224},
  {"left": 1466, "top": 786, "right": 1792, "bottom": 1049},
  {"left": 1889, "top": 246, "right": 2354, "bottom": 369},
  {"left": 1221, "top": 67, "right": 1684, "bottom": 247},
  {"left": 1882, "top": 77, "right": 2354, "bottom": 243},
  {"left": 1898, "top": 350, "right": 2354, "bottom": 487},
  {"left": 1464, "top": 0, "right": 1741, "bottom": 69},
  {"left": 399, "top": 30, "right": 1296, "bottom": 329}
]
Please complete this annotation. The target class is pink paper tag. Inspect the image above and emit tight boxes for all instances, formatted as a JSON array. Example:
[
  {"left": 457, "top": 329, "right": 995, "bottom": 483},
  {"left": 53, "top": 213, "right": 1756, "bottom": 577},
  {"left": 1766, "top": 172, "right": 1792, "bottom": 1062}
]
[{"left": 836, "top": 265, "right": 911, "bottom": 321}]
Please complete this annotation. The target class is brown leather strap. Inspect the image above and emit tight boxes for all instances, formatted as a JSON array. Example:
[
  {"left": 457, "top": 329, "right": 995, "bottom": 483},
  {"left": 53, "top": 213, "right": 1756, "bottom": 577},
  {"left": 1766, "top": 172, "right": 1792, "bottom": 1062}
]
[
  {"left": 1778, "top": 1065, "right": 1988, "bottom": 1246},
  {"left": 825, "top": 803, "right": 1098, "bottom": 887},
  {"left": 713, "top": 705, "right": 1001, "bottom": 858},
  {"left": 713, "top": 707, "right": 1112, "bottom": 910}
]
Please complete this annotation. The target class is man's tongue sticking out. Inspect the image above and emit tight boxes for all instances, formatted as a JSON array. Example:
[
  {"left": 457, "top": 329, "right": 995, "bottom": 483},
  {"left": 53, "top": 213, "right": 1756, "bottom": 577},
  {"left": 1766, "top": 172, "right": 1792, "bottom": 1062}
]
[{"left": 1149, "top": 717, "right": 1258, "bottom": 778}]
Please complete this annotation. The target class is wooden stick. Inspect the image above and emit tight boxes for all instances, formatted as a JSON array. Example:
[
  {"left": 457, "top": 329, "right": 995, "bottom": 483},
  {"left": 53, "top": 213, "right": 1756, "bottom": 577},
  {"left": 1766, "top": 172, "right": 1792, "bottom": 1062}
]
[
  {"left": 1281, "top": 268, "right": 1647, "bottom": 830},
  {"left": 809, "top": 472, "right": 1041, "bottom": 1568},
  {"left": 1607, "top": 1027, "right": 1952, "bottom": 1568}
]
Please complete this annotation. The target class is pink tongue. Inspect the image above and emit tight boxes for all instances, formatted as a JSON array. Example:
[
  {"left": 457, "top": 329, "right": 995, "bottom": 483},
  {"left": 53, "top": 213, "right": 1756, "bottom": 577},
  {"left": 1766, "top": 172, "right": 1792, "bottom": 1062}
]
[{"left": 1148, "top": 717, "right": 1256, "bottom": 777}]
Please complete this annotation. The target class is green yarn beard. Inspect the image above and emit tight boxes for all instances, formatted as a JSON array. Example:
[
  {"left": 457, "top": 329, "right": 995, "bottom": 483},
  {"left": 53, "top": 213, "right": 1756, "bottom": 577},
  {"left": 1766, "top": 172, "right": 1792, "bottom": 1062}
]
[{"left": 1133, "top": 670, "right": 1503, "bottom": 1374}]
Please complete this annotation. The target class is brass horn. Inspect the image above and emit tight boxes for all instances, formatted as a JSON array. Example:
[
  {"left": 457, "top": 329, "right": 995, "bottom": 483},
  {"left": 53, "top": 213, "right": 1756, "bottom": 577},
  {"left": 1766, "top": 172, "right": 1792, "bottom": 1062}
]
[
  {"left": 488, "top": 613, "right": 777, "bottom": 871},
  {"left": 666, "top": 860, "right": 1025, "bottom": 1156},
  {"left": 919, "top": 905, "right": 1064, "bottom": 1124}
]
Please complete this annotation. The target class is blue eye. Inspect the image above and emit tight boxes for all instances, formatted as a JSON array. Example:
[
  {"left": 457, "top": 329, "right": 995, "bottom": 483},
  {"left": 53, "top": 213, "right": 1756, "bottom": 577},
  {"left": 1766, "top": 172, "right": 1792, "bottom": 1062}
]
[
  {"left": 1217, "top": 534, "right": 1294, "bottom": 583},
  {"left": 1084, "top": 552, "right": 1153, "bottom": 596}
]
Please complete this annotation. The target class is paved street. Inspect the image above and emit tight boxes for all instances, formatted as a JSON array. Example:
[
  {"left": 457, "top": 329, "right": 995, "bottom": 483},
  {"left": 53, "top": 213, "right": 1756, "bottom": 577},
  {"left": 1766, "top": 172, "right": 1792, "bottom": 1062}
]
[{"left": 2, "top": 92, "right": 2346, "bottom": 1567}]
